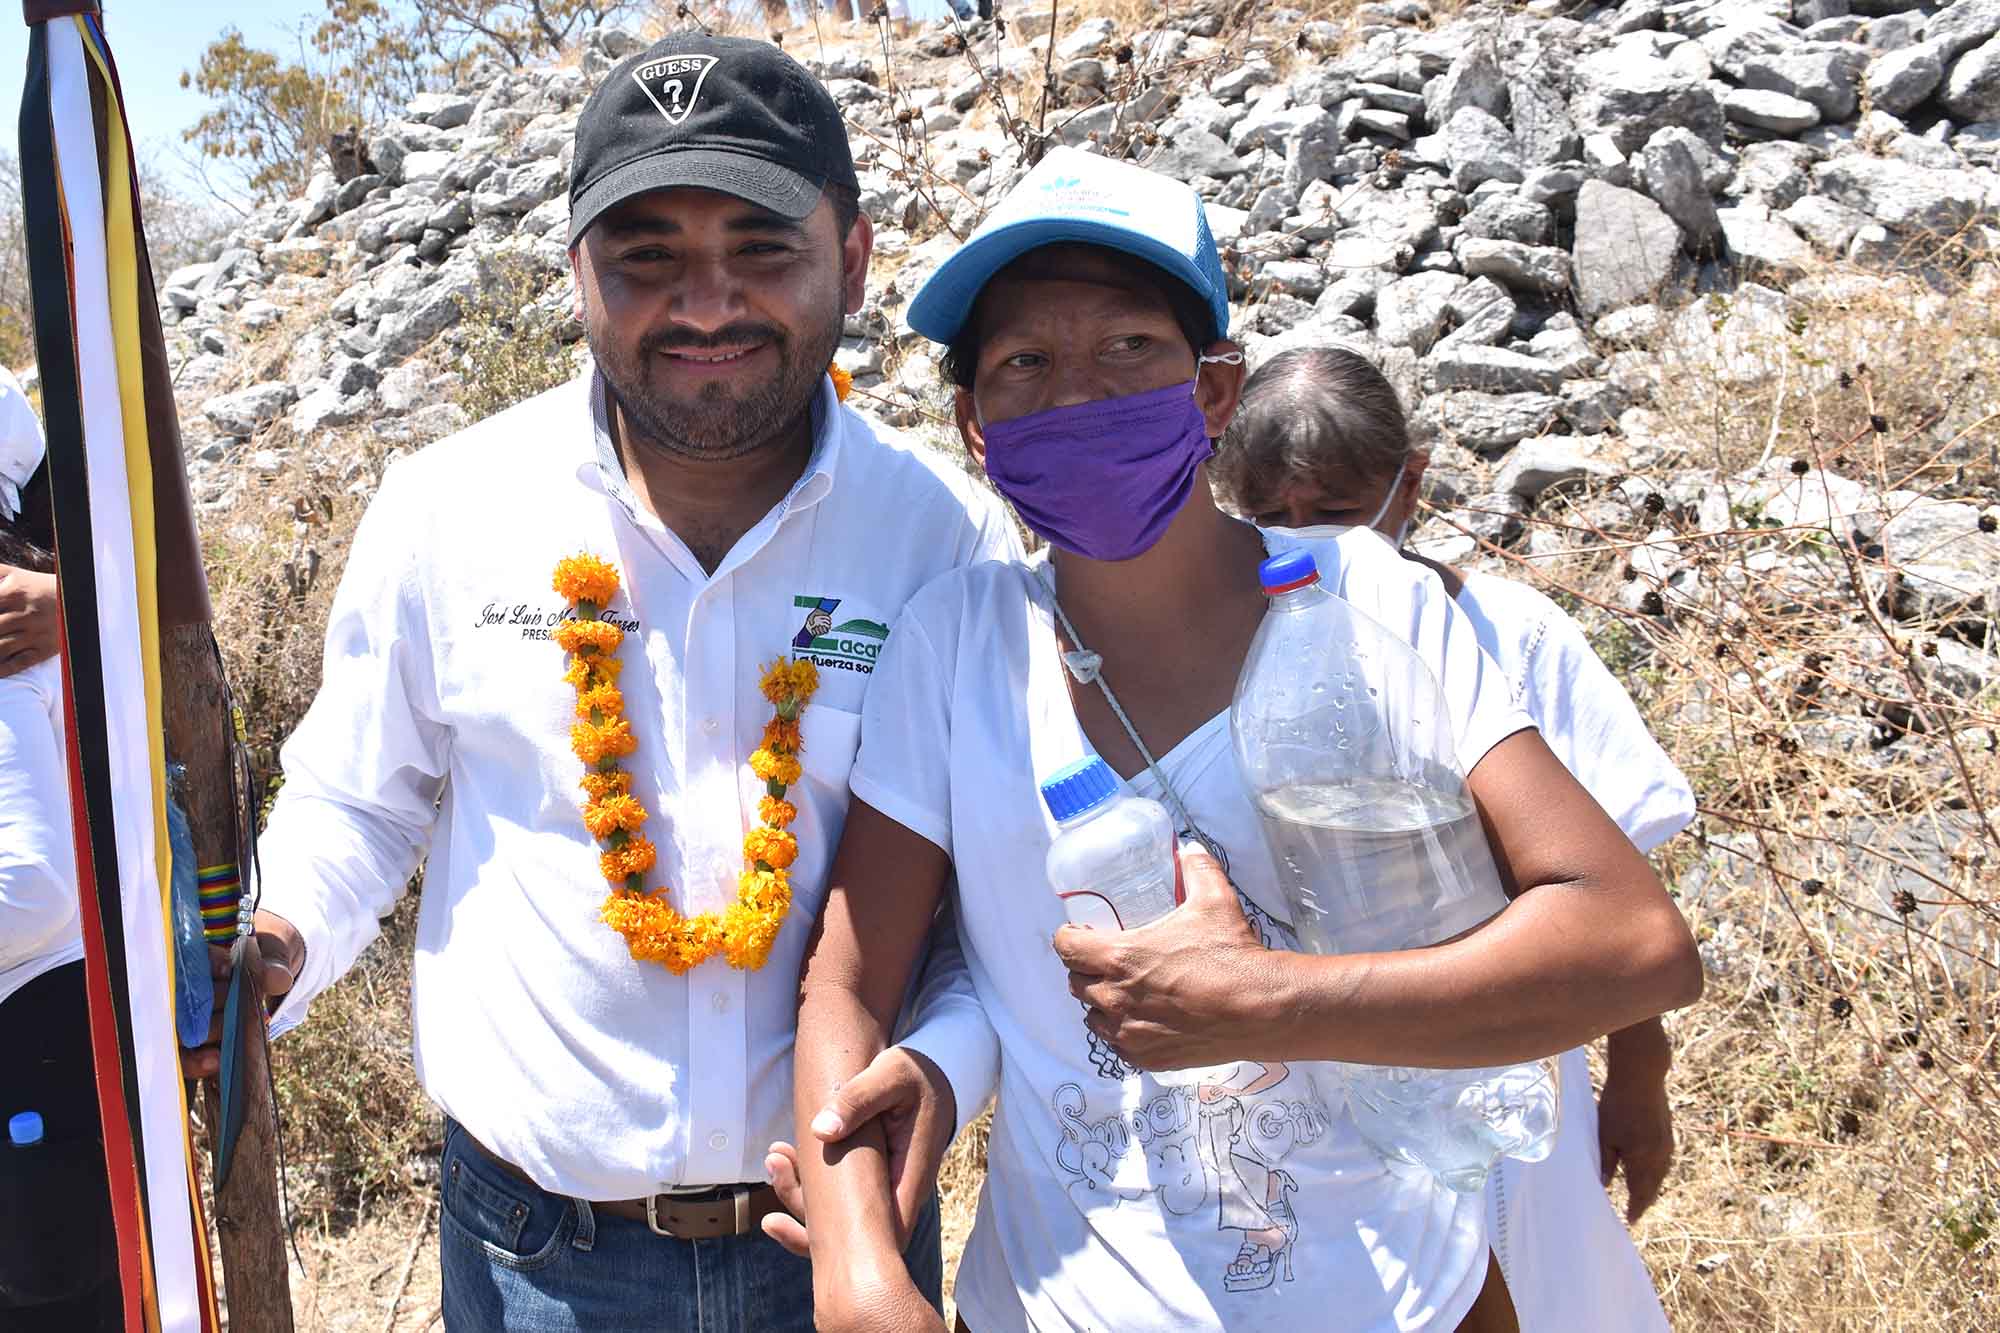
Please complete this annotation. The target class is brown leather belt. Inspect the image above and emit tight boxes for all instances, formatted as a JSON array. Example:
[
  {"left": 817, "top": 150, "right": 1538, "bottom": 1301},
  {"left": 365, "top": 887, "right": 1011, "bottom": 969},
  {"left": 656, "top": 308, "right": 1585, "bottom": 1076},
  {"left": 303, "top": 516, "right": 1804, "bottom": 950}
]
[
  {"left": 596, "top": 1184, "right": 787, "bottom": 1239},
  {"left": 464, "top": 1129, "right": 784, "bottom": 1240}
]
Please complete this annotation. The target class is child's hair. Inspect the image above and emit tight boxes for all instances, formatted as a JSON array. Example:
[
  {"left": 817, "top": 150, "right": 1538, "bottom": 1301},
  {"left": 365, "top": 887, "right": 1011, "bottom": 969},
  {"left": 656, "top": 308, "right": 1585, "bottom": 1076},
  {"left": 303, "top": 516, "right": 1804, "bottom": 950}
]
[
  {"left": 1211, "top": 345, "right": 1411, "bottom": 515},
  {"left": 0, "top": 467, "right": 54, "bottom": 575}
]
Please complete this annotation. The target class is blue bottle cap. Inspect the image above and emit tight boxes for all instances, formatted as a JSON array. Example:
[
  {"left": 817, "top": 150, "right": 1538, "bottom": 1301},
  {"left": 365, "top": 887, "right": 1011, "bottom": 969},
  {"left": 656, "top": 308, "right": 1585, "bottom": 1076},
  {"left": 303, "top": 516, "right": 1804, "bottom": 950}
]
[
  {"left": 8, "top": 1111, "right": 43, "bottom": 1146},
  {"left": 1040, "top": 756, "right": 1119, "bottom": 822},
  {"left": 1259, "top": 549, "right": 1320, "bottom": 593}
]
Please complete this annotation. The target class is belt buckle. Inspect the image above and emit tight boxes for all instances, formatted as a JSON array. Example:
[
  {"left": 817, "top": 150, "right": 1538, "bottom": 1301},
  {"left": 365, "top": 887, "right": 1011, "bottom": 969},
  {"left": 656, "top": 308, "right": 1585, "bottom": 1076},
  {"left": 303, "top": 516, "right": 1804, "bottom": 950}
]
[{"left": 645, "top": 1185, "right": 751, "bottom": 1238}]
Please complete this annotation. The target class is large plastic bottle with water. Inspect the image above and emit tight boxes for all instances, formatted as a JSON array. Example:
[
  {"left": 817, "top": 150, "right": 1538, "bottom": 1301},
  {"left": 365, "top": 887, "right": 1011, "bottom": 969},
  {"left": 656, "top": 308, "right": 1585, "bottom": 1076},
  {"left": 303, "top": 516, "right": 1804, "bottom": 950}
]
[
  {"left": 1229, "top": 548, "right": 1559, "bottom": 1193},
  {"left": 1042, "top": 756, "right": 1180, "bottom": 932}
]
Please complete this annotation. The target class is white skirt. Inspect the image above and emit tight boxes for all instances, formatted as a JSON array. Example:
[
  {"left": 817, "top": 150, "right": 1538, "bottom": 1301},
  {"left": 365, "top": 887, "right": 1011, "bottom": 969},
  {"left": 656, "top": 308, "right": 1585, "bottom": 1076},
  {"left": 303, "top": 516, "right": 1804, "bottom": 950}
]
[{"left": 1487, "top": 1046, "right": 1670, "bottom": 1332}]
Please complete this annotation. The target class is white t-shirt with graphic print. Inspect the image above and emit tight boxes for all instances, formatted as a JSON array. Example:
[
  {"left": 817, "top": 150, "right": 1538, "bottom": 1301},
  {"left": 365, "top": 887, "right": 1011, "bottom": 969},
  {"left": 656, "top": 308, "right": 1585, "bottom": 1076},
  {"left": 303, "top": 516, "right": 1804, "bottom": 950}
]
[{"left": 854, "top": 526, "right": 1534, "bottom": 1333}]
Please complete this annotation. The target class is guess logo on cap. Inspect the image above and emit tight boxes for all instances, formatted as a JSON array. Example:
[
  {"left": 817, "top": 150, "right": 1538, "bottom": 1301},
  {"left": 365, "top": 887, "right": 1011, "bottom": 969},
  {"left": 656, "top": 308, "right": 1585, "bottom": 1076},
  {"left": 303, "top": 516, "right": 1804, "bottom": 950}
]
[{"left": 631, "top": 53, "right": 720, "bottom": 127}]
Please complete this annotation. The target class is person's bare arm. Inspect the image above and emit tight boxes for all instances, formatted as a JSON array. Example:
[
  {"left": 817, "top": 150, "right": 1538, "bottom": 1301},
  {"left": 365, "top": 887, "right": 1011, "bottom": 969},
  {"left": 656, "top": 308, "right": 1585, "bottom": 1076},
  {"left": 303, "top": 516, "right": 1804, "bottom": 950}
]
[
  {"left": 792, "top": 799, "right": 952, "bottom": 1332},
  {"left": 0, "top": 565, "right": 59, "bottom": 677},
  {"left": 1600, "top": 1015, "right": 1675, "bottom": 1222},
  {"left": 1058, "top": 729, "right": 1704, "bottom": 1071}
]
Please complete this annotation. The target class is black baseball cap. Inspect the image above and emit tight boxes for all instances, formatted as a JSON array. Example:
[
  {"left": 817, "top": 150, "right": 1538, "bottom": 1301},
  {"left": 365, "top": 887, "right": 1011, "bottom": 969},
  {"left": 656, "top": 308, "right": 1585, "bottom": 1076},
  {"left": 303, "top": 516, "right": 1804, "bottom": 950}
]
[{"left": 568, "top": 33, "right": 859, "bottom": 246}]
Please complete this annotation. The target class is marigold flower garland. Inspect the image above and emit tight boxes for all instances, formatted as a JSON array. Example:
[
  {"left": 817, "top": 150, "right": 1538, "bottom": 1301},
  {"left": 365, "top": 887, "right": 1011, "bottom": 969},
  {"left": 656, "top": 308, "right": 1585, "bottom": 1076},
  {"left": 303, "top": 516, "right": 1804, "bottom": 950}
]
[{"left": 553, "top": 554, "right": 818, "bottom": 974}]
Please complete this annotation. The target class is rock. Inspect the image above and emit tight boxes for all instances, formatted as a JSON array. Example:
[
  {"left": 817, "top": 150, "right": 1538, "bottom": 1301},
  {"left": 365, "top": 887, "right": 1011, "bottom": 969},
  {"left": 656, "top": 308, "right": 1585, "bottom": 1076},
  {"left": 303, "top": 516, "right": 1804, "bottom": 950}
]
[
  {"left": 289, "top": 385, "right": 377, "bottom": 435},
  {"left": 1867, "top": 41, "right": 1946, "bottom": 115},
  {"left": 1927, "top": 0, "right": 2000, "bottom": 63},
  {"left": 1725, "top": 87, "right": 1823, "bottom": 132},
  {"left": 1283, "top": 114, "right": 1345, "bottom": 193},
  {"left": 1941, "top": 33, "right": 2000, "bottom": 120},
  {"left": 1259, "top": 259, "right": 1329, "bottom": 299},
  {"left": 1572, "top": 180, "right": 1682, "bottom": 316},
  {"left": 1456, "top": 238, "right": 1573, "bottom": 294},
  {"left": 1213, "top": 61, "right": 1278, "bottom": 103},
  {"left": 1510, "top": 77, "right": 1582, "bottom": 164},
  {"left": 1740, "top": 44, "right": 1869, "bottom": 120},
  {"left": 238, "top": 300, "right": 282, "bottom": 331},
  {"left": 406, "top": 91, "right": 476, "bottom": 129},
  {"left": 1425, "top": 36, "right": 1508, "bottom": 129},
  {"left": 1719, "top": 204, "right": 1814, "bottom": 279},
  {"left": 1057, "top": 16, "right": 1118, "bottom": 60},
  {"left": 1783, "top": 194, "right": 1870, "bottom": 251},
  {"left": 262, "top": 238, "right": 332, "bottom": 276},
  {"left": 1440, "top": 106, "right": 1524, "bottom": 190},
  {"left": 1428, "top": 344, "right": 1565, "bottom": 393},
  {"left": 1376, "top": 271, "right": 1467, "bottom": 353},
  {"left": 336, "top": 173, "right": 383, "bottom": 213},
  {"left": 1231, "top": 103, "right": 1332, "bottom": 156},
  {"left": 1569, "top": 48, "right": 1726, "bottom": 153},
  {"left": 1461, "top": 194, "right": 1554, "bottom": 245},
  {"left": 400, "top": 149, "right": 457, "bottom": 183},
  {"left": 1528, "top": 321, "right": 1602, "bottom": 378},
  {"left": 1732, "top": 141, "right": 1815, "bottom": 209},
  {"left": 1880, "top": 500, "right": 2000, "bottom": 604},
  {"left": 1452, "top": 491, "right": 1529, "bottom": 546},
  {"left": 1437, "top": 276, "right": 1519, "bottom": 351},
  {"left": 1352, "top": 107, "right": 1414, "bottom": 141},
  {"left": 201, "top": 381, "right": 297, "bottom": 437},
  {"left": 1637, "top": 128, "right": 1722, "bottom": 251},
  {"left": 1493, "top": 437, "right": 1621, "bottom": 499},
  {"left": 1699, "top": 21, "right": 1797, "bottom": 83},
  {"left": 1594, "top": 304, "right": 1664, "bottom": 345},
  {"left": 1419, "top": 390, "right": 1562, "bottom": 451},
  {"left": 1660, "top": 282, "right": 1796, "bottom": 385},
  {"left": 373, "top": 265, "right": 482, "bottom": 364},
  {"left": 1813, "top": 154, "right": 1990, "bottom": 232},
  {"left": 469, "top": 157, "right": 566, "bottom": 216}
]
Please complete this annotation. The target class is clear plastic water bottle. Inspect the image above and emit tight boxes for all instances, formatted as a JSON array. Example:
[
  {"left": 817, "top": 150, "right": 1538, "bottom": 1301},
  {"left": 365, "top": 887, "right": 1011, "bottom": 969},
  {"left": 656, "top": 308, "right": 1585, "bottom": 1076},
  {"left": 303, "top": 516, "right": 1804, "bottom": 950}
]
[
  {"left": 1042, "top": 757, "right": 1180, "bottom": 932},
  {"left": 1230, "top": 549, "right": 1559, "bottom": 1193}
]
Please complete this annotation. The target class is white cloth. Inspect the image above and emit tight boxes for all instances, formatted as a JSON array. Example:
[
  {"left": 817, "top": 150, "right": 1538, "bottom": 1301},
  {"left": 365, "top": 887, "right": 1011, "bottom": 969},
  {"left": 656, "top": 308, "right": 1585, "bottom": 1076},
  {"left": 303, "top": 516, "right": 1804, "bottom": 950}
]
[
  {"left": 0, "top": 366, "right": 44, "bottom": 522},
  {"left": 258, "top": 370, "right": 1019, "bottom": 1200},
  {"left": 0, "top": 657, "right": 83, "bottom": 1005},
  {"left": 852, "top": 526, "right": 1535, "bottom": 1332},
  {"left": 1452, "top": 571, "right": 1689, "bottom": 1333}
]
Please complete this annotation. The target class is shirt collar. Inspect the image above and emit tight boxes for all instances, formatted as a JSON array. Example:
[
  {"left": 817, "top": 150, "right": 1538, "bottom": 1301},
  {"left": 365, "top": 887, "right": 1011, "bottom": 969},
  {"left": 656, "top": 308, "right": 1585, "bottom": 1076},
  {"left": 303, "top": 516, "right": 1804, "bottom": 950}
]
[{"left": 584, "top": 366, "right": 842, "bottom": 521}]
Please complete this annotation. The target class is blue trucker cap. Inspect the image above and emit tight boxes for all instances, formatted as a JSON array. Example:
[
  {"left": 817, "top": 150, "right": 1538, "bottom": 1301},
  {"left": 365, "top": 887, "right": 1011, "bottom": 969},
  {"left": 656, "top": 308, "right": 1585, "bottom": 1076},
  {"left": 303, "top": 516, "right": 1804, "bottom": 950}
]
[{"left": 907, "top": 146, "right": 1232, "bottom": 347}]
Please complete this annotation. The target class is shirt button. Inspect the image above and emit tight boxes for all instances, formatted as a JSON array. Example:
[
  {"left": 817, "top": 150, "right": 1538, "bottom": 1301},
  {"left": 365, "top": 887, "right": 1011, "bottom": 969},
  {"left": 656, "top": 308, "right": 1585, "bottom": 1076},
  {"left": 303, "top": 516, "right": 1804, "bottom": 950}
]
[
  {"left": 712, "top": 993, "right": 729, "bottom": 1014},
  {"left": 708, "top": 1131, "right": 729, "bottom": 1151},
  {"left": 701, "top": 717, "right": 720, "bottom": 735}
]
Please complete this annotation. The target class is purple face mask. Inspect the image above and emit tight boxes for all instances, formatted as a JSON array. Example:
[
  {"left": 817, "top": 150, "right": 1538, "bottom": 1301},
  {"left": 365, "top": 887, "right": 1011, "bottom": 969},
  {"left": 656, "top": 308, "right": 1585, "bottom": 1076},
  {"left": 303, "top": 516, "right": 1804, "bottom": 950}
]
[{"left": 981, "top": 379, "right": 1215, "bottom": 562}]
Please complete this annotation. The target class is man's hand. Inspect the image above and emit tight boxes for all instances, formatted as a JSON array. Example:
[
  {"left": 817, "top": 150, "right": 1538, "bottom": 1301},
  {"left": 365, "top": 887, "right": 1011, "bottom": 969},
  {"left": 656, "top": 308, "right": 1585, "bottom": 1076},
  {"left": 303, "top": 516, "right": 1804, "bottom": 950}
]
[
  {"left": 813, "top": 1273, "right": 947, "bottom": 1333},
  {"left": 178, "top": 910, "right": 305, "bottom": 1079},
  {"left": 1052, "top": 843, "right": 1278, "bottom": 1071},
  {"left": 0, "top": 565, "right": 59, "bottom": 677},
  {"left": 1599, "top": 1019, "right": 1675, "bottom": 1223},
  {"left": 760, "top": 1045, "right": 956, "bottom": 1258}
]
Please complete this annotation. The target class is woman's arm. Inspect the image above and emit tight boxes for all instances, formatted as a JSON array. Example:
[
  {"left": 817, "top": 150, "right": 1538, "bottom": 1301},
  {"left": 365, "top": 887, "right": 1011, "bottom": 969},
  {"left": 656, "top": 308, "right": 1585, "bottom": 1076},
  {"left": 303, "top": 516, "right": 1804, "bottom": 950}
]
[
  {"left": 793, "top": 799, "right": 953, "bottom": 1330},
  {"left": 1057, "top": 729, "right": 1704, "bottom": 1071}
]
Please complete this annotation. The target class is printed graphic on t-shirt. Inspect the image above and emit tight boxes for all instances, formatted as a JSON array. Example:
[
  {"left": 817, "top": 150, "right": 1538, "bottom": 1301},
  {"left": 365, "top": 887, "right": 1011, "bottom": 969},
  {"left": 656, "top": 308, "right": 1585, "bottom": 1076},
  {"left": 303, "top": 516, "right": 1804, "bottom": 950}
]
[
  {"left": 790, "top": 593, "right": 889, "bottom": 675},
  {"left": 471, "top": 597, "right": 639, "bottom": 643},
  {"left": 1055, "top": 878, "right": 1330, "bottom": 1295}
]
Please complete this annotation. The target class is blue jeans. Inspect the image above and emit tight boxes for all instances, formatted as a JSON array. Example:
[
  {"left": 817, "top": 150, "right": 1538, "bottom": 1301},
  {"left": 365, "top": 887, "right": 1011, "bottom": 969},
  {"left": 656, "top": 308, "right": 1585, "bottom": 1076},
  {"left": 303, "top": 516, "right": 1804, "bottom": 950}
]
[{"left": 437, "top": 1118, "right": 942, "bottom": 1331}]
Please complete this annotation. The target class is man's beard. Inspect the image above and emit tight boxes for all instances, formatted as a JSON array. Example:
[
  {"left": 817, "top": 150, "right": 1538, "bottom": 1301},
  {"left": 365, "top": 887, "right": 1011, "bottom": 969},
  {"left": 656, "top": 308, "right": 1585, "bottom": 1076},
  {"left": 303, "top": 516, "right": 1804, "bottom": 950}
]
[{"left": 595, "top": 308, "right": 843, "bottom": 462}]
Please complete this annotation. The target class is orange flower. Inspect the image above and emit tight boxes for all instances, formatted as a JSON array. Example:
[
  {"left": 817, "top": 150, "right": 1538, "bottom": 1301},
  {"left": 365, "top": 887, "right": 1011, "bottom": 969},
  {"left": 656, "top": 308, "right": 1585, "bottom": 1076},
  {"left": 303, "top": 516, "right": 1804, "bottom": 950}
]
[
  {"left": 749, "top": 747, "right": 803, "bottom": 787},
  {"left": 760, "top": 658, "right": 796, "bottom": 706},
  {"left": 761, "top": 717, "right": 802, "bottom": 754},
  {"left": 600, "top": 834, "right": 657, "bottom": 882},
  {"left": 570, "top": 717, "right": 638, "bottom": 767},
  {"left": 554, "top": 618, "right": 625, "bottom": 656},
  {"left": 743, "top": 826, "right": 798, "bottom": 871},
  {"left": 577, "top": 683, "right": 625, "bottom": 721},
  {"left": 580, "top": 770, "right": 633, "bottom": 801},
  {"left": 828, "top": 361, "right": 854, "bottom": 402},
  {"left": 553, "top": 554, "right": 622, "bottom": 608},
  {"left": 758, "top": 795, "right": 798, "bottom": 829},
  {"left": 786, "top": 659, "right": 820, "bottom": 701},
  {"left": 583, "top": 793, "right": 649, "bottom": 839}
]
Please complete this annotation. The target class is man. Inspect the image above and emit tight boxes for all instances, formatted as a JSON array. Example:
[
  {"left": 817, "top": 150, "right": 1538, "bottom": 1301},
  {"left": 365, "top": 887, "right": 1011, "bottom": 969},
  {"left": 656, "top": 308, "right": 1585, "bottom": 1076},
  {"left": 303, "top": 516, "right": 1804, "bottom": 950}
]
[
  {"left": 0, "top": 368, "right": 58, "bottom": 679},
  {"left": 200, "top": 32, "right": 1015, "bottom": 1330}
]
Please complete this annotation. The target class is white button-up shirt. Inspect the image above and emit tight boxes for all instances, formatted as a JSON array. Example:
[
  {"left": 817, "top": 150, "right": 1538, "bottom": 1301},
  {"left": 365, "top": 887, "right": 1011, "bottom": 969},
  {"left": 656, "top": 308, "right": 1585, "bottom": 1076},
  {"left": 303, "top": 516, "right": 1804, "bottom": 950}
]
[{"left": 260, "top": 370, "right": 1017, "bottom": 1200}]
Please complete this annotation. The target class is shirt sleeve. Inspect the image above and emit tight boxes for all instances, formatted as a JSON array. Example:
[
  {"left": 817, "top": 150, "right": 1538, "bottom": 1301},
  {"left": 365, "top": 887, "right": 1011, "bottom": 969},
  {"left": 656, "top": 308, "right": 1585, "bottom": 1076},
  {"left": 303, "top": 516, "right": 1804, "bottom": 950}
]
[
  {"left": 960, "top": 484, "right": 1026, "bottom": 568},
  {"left": 849, "top": 598, "right": 957, "bottom": 856},
  {"left": 0, "top": 668, "right": 78, "bottom": 977},
  {"left": 1516, "top": 604, "right": 1696, "bottom": 853},
  {"left": 1316, "top": 530, "right": 1535, "bottom": 775},
  {"left": 892, "top": 891, "right": 1000, "bottom": 1138},
  {"left": 258, "top": 465, "right": 452, "bottom": 1035}
]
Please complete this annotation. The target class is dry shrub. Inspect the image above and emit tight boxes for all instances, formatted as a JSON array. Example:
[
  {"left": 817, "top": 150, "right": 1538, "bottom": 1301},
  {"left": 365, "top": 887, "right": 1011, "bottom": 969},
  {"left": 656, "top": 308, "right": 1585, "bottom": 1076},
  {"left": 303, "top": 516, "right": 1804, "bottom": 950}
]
[
  {"left": 1408, "top": 247, "right": 2000, "bottom": 1328},
  {"left": 450, "top": 253, "right": 581, "bottom": 424}
]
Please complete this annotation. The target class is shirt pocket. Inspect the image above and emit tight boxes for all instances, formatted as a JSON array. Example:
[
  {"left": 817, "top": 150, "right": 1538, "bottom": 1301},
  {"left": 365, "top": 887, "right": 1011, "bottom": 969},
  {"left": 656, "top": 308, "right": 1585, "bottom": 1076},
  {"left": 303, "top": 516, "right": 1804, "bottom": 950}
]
[{"left": 797, "top": 703, "right": 863, "bottom": 796}]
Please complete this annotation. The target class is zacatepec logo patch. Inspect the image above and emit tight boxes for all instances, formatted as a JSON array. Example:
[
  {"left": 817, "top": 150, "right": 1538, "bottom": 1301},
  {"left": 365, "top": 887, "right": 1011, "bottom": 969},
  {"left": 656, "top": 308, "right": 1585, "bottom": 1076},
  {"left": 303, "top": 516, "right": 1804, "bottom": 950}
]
[
  {"left": 792, "top": 595, "right": 889, "bottom": 674},
  {"left": 631, "top": 53, "right": 720, "bottom": 128}
]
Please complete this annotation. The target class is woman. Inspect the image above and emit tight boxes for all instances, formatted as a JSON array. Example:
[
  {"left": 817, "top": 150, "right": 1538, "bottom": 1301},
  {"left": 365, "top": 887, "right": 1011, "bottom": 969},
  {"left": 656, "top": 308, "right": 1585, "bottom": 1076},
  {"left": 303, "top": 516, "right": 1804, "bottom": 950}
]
[
  {"left": 789, "top": 148, "right": 1703, "bottom": 1333},
  {"left": 0, "top": 401, "right": 120, "bottom": 1329},
  {"left": 1213, "top": 345, "right": 1691, "bottom": 1331}
]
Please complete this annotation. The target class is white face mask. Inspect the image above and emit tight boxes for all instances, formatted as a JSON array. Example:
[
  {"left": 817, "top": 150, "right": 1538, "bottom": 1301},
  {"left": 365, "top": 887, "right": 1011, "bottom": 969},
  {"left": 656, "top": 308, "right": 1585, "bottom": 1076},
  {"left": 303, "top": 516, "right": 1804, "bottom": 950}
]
[{"left": 1260, "top": 457, "right": 1409, "bottom": 545}]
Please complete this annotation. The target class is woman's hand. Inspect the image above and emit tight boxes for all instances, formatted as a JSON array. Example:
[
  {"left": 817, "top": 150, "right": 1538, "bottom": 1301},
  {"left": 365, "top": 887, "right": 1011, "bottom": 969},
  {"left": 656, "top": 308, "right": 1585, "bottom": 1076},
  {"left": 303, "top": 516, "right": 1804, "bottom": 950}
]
[
  {"left": 1599, "top": 1018, "right": 1675, "bottom": 1223},
  {"left": 1053, "top": 844, "right": 1288, "bottom": 1071},
  {"left": 815, "top": 1273, "right": 947, "bottom": 1333}
]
